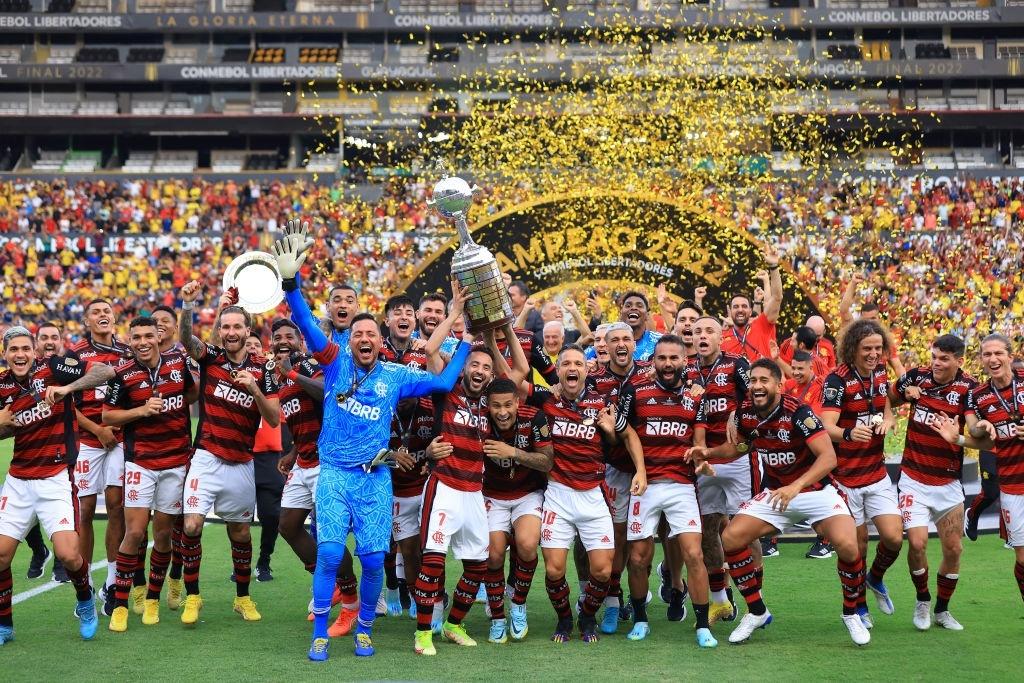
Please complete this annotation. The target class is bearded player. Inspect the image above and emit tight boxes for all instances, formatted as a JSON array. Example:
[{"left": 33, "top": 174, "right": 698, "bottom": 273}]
[
  {"left": 689, "top": 316, "right": 750, "bottom": 624},
  {"left": 273, "top": 222, "right": 471, "bottom": 660},
  {"left": 102, "top": 317, "right": 198, "bottom": 632},
  {"left": 889, "top": 334, "right": 976, "bottom": 631},
  {"left": 688, "top": 359, "right": 870, "bottom": 646},
  {"left": 821, "top": 319, "right": 902, "bottom": 626},
  {"left": 932, "top": 334, "right": 1024, "bottom": 620},
  {"left": 538, "top": 344, "right": 647, "bottom": 643},
  {"left": 69, "top": 299, "right": 133, "bottom": 615},
  {"left": 178, "top": 281, "right": 281, "bottom": 627},
  {"left": 0, "top": 326, "right": 116, "bottom": 643},
  {"left": 618, "top": 335, "right": 716, "bottom": 647}
]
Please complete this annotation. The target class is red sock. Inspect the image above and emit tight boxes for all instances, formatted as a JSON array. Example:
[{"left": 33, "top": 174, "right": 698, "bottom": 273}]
[
  {"left": 0, "top": 567, "right": 12, "bottom": 627},
  {"left": 910, "top": 568, "right": 930, "bottom": 602},
  {"left": 606, "top": 570, "right": 622, "bottom": 599},
  {"left": 1015, "top": 563, "right": 1024, "bottom": 604},
  {"left": 65, "top": 559, "right": 93, "bottom": 602},
  {"left": 114, "top": 551, "right": 137, "bottom": 608},
  {"left": 545, "top": 576, "right": 572, "bottom": 621},
  {"left": 147, "top": 549, "right": 171, "bottom": 600},
  {"left": 725, "top": 548, "right": 765, "bottom": 615},
  {"left": 708, "top": 568, "right": 728, "bottom": 592},
  {"left": 134, "top": 534, "right": 148, "bottom": 587},
  {"left": 337, "top": 573, "right": 358, "bottom": 609},
  {"left": 837, "top": 557, "right": 865, "bottom": 616},
  {"left": 580, "top": 576, "right": 609, "bottom": 617},
  {"left": 935, "top": 573, "right": 958, "bottom": 613},
  {"left": 510, "top": 555, "right": 537, "bottom": 606},
  {"left": 484, "top": 567, "right": 506, "bottom": 620},
  {"left": 169, "top": 516, "right": 184, "bottom": 580},
  {"left": 446, "top": 560, "right": 486, "bottom": 625},
  {"left": 414, "top": 552, "right": 445, "bottom": 631},
  {"left": 231, "top": 541, "right": 252, "bottom": 598},
  {"left": 869, "top": 542, "right": 901, "bottom": 584},
  {"left": 181, "top": 533, "right": 202, "bottom": 595}
]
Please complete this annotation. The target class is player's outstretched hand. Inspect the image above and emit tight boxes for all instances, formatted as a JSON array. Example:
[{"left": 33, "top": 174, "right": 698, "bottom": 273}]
[
  {"left": 271, "top": 229, "right": 310, "bottom": 280},
  {"left": 283, "top": 219, "right": 315, "bottom": 254},
  {"left": 181, "top": 280, "right": 202, "bottom": 304}
]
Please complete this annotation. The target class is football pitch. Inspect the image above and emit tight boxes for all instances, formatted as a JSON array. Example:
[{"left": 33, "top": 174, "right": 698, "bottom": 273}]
[{"left": 2, "top": 447, "right": 1021, "bottom": 681}]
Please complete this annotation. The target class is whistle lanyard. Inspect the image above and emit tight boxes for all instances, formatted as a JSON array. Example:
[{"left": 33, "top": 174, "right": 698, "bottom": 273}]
[{"left": 852, "top": 368, "right": 877, "bottom": 415}]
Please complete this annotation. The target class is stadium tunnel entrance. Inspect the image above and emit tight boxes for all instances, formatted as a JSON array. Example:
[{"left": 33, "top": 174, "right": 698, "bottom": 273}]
[{"left": 402, "top": 192, "right": 823, "bottom": 332}]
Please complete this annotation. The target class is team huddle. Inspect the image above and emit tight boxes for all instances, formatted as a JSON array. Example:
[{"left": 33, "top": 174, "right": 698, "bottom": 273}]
[{"left": 1, "top": 219, "right": 1023, "bottom": 661}]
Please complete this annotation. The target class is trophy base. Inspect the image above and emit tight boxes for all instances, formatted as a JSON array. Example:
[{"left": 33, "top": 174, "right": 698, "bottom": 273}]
[{"left": 466, "top": 314, "right": 516, "bottom": 335}]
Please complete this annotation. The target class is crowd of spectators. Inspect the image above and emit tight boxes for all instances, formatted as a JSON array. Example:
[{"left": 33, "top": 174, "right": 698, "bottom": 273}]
[{"left": 0, "top": 174, "right": 1021, "bottom": 367}]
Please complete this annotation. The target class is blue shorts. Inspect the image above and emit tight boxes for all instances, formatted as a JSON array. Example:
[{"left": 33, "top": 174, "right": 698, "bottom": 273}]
[{"left": 314, "top": 465, "right": 392, "bottom": 555}]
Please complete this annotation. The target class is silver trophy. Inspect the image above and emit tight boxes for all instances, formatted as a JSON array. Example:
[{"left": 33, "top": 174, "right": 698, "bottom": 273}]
[{"left": 429, "top": 174, "right": 514, "bottom": 333}]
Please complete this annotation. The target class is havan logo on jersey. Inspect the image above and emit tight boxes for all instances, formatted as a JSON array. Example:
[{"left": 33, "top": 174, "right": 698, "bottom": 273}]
[
  {"left": 551, "top": 420, "right": 596, "bottom": 440},
  {"left": 213, "top": 382, "right": 255, "bottom": 408}
]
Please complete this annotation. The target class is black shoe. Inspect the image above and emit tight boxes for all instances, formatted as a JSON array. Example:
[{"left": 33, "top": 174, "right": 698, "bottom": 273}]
[
  {"left": 761, "top": 538, "right": 780, "bottom": 557},
  {"left": 398, "top": 579, "right": 411, "bottom": 610},
  {"left": 101, "top": 584, "right": 116, "bottom": 617},
  {"left": 552, "top": 617, "right": 574, "bottom": 642},
  {"left": 578, "top": 614, "right": 599, "bottom": 642},
  {"left": 27, "top": 546, "right": 51, "bottom": 579},
  {"left": 723, "top": 587, "right": 738, "bottom": 622},
  {"left": 618, "top": 594, "right": 632, "bottom": 621},
  {"left": 965, "top": 507, "right": 980, "bottom": 541},
  {"left": 52, "top": 558, "right": 70, "bottom": 583},
  {"left": 256, "top": 563, "right": 273, "bottom": 582},
  {"left": 667, "top": 587, "right": 688, "bottom": 622},
  {"left": 229, "top": 572, "right": 237, "bottom": 582},
  {"left": 657, "top": 561, "right": 672, "bottom": 604},
  {"left": 805, "top": 539, "right": 834, "bottom": 559}
]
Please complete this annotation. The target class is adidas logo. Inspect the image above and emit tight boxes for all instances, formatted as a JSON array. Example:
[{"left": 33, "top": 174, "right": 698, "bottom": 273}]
[
  {"left": 688, "top": 519, "right": 697, "bottom": 526},
  {"left": 988, "top": 405, "right": 996, "bottom": 413},
  {"left": 647, "top": 398, "right": 657, "bottom": 405},
  {"left": 600, "top": 536, "right": 610, "bottom": 543},
  {"left": 854, "top": 393, "right": 863, "bottom": 400},
  {"left": 59, "top": 517, "right": 69, "bottom": 525},
  {"left": 140, "top": 381, "right": 149, "bottom": 389},
  {"left": 833, "top": 504, "right": 842, "bottom": 510}
]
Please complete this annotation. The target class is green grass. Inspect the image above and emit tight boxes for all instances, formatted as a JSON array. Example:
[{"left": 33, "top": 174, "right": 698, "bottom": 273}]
[{"left": 3, "top": 440, "right": 1023, "bottom": 681}]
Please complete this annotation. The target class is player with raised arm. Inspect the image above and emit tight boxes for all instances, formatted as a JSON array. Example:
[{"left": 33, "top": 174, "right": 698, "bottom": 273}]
[
  {"left": 538, "top": 344, "right": 647, "bottom": 644},
  {"left": 272, "top": 220, "right": 471, "bottom": 661},
  {"left": 688, "top": 316, "right": 751, "bottom": 625},
  {"left": 889, "top": 334, "right": 976, "bottom": 631},
  {"left": 177, "top": 280, "right": 281, "bottom": 628},
  {"left": 931, "top": 334, "right": 1024, "bottom": 617},
  {"left": 68, "top": 298, "right": 134, "bottom": 616},
  {"left": 687, "top": 359, "right": 870, "bottom": 646},
  {"left": 414, "top": 322, "right": 528, "bottom": 655},
  {"left": 619, "top": 335, "right": 716, "bottom": 647},
  {"left": 102, "top": 316, "right": 198, "bottom": 632},
  {"left": 0, "top": 326, "right": 116, "bottom": 644},
  {"left": 820, "top": 319, "right": 902, "bottom": 626},
  {"left": 721, "top": 244, "right": 783, "bottom": 363}
]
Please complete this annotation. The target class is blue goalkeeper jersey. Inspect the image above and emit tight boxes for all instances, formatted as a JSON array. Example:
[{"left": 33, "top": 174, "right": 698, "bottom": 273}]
[{"left": 286, "top": 283, "right": 469, "bottom": 468}]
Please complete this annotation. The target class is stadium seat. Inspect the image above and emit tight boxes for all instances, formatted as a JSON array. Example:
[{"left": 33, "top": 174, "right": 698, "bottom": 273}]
[
  {"left": 76, "top": 47, "right": 120, "bottom": 63},
  {"left": 0, "top": 0, "right": 31, "bottom": 11},
  {"left": 299, "top": 47, "right": 340, "bottom": 64},
  {"left": 251, "top": 47, "right": 286, "bottom": 64},
  {"left": 127, "top": 47, "right": 166, "bottom": 63},
  {"left": 222, "top": 48, "right": 252, "bottom": 63},
  {"left": 46, "top": 0, "right": 75, "bottom": 11},
  {"left": 915, "top": 43, "right": 952, "bottom": 59}
]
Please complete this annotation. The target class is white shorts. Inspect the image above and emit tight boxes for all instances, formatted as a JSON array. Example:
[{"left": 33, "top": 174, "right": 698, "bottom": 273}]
[
  {"left": 74, "top": 443, "right": 125, "bottom": 497},
  {"left": 838, "top": 477, "right": 900, "bottom": 526},
  {"left": 420, "top": 478, "right": 488, "bottom": 560},
  {"left": 182, "top": 449, "right": 255, "bottom": 523},
  {"left": 604, "top": 466, "right": 632, "bottom": 524},
  {"left": 392, "top": 494, "right": 422, "bottom": 542},
  {"left": 0, "top": 472, "right": 78, "bottom": 541},
  {"left": 627, "top": 481, "right": 703, "bottom": 541},
  {"left": 540, "top": 481, "right": 615, "bottom": 551},
  {"left": 1001, "top": 492, "right": 1024, "bottom": 548},
  {"left": 124, "top": 462, "right": 185, "bottom": 515},
  {"left": 486, "top": 491, "right": 544, "bottom": 534},
  {"left": 697, "top": 458, "right": 752, "bottom": 516},
  {"left": 737, "top": 485, "right": 852, "bottom": 533},
  {"left": 898, "top": 475, "right": 965, "bottom": 530},
  {"left": 281, "top": 464, "right": 320, "bottom": 511}
]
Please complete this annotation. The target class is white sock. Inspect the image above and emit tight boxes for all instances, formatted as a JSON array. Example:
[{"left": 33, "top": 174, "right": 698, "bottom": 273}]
[
  {"left": 712, "top": 589, "right": 727, "bottom": 603},
  {"left": 105, "top": 564, "right": 116, "bottom": 590},
  {"left": 604, "top": 595, "right": 618, "bottom": 608}
]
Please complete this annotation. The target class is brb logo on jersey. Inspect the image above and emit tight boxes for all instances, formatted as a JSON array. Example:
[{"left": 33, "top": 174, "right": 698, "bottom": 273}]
[
  {"left": 281, "top": 397, "right": 302, "bottom": 418},
  {"left": 16, "top": 401, "right": 52, "bottom": 426},
  {"left": 213, "top": 382, "right": 254, "bottom": 408},
  {"left": 552, "top": 419, "right": 596, "bottom": 440},
  {"left": 338, "top": 397, "right": 382, "bottom": 421},
  {"left": 454, "top": 408, "right": 486, "bottom": 429},
  {"left": 645, "top": 421, "right": 689, "bottom": 438}
]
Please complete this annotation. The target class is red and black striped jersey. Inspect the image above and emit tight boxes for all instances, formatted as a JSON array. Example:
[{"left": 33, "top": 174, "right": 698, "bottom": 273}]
[
  {"left": 895, "top": 367, "right": 977, "bottom": 486},
  {"left": 483, "top": 404, "right": 551, "bottom": 500},
  {"left": 0, "top": 356, "right": 87, "bottom": 479},
  {"left": 970, "top": 370, "right": 1024, "bottom": 495},
  {"left": 686, "top": 352, "right": 750, "bottom": 458},
  {"left": 425, "top": 384, "right": 487, "bottom": 492},
  {"left": 67, "top": 335, "right": 132, "bottom": 449},
  {"left": 472, "top": 328, "right": 556, "bottom": 385},
  {"left": 104, "top": 353, "right": 194, "bottom": 471},
  {"left": 278, "top": 356, "right": 323, "bottom": 469},
  {"left": 736, "top": 395, "right": 832, "bottom": 492},
  {"left": 380, "top": 337, "right": 429, "bottom": 371},
  {"left": 388, "top": 399, "right": 434, "bottom": 498},
  {"left": 618, "top": 377, "right": 698, "bottom": 485},
  {"left": 193, "top": 342, "right": 278, "bottom": 464},
  {"left": 588, "top": 361, "right": 649, "bottom": 472},
  {"left": 540, "top": 388, "right": 610, "bottom": 491},
  {"left": 822, "top": 364, "right": 889, "bottom": 488}
]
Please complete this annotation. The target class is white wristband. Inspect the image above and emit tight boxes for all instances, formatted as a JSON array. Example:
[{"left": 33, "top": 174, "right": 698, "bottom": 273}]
[
  {"left": 181, "top": 301, "right": 195, "bottom": 311},
  {"left": 956, "top": 435, "right": 966, "bottom": 447}
]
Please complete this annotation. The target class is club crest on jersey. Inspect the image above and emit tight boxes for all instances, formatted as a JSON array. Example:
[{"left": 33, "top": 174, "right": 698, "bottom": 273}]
[
  {"left": 375, "top": 381, "right": 388, "bottom": 398},
  {"left": 31, "top": 378, "right": 45, "bottom": 394},
  {"left": 1017, "top": 392, "right": 1024, "bottom": 406},
  {"left": 714, "top": 373, "right": 728, "bottom": 387},
  {"left": 777, "top": 428, "right": 790, "bottom": 442},
  {"left": 170, "top": 369, "right": 183, "bottom": 384},
  {"left": 945, "top": 391, "right": 960, "bottom": 405}
]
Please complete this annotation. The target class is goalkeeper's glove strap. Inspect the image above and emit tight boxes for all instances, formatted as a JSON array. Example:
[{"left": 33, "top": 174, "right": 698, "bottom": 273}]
[{"left": 282, "top": 276, "right": 298, "bottom": 292}]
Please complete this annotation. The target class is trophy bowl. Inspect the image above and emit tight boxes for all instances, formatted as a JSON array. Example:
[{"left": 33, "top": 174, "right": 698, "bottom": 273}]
[{"left": 430, "top": 176, "right": 475, "bottom": 218}]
